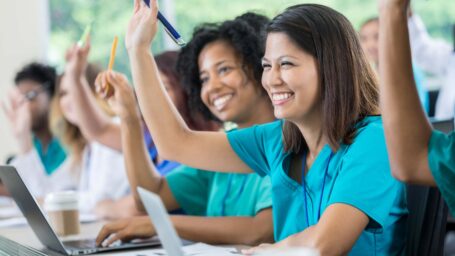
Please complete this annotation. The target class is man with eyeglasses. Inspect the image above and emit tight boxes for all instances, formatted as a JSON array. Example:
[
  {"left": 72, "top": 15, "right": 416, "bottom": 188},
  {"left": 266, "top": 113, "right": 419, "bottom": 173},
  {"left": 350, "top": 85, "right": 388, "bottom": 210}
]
[{"left": 1, "top": 62, "right": 68, "bottom": 197}]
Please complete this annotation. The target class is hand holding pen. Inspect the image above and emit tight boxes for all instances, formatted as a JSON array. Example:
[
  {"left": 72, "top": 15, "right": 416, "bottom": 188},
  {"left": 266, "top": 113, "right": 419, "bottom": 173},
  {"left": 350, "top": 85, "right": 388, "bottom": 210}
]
[
  {"left": 125, "top": 0, "right": 159, "bottom": 51},
  {"left": 142, "top": 0, "right": 185, "bottom": 46}
]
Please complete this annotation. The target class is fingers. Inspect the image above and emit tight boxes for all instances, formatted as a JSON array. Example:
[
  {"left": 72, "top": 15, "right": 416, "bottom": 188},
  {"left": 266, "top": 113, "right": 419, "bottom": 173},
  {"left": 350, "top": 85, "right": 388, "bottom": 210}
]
[
  {"left": 241, "top": 244, "right": 272, "bottom": 255},
  {"left": 148, "top": 0, "right": 159, "bottom": 22},
  {"left": 103, "top": 230, "right": 134, "bottom": 247},
  {"left": 107, "top": 71, "right": 130, "bottom": 92},
  {"left": 1, "top": 100, "right": 12, "bottom": 121},
  {"left": 96, "top": 221, "right": 125, "bottom": 246},
  {"left": 134, "top": 0, "right": 141, "bottom": 13}
]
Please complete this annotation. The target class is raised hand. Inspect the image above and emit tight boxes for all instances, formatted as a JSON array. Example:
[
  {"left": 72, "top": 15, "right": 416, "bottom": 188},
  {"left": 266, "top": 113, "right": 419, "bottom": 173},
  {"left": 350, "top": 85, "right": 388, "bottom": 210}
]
[
  {"left": 64, "top": 37, "right": 91, "bottom": 82},
  {"left": 125, "top": 0, "right": 158, "bottom": 51},
  {"left": 95, "top": 216, "right": 155, "bottom": 247},
  {"left": 1, "top": 88, "right": 33, "bottom": 153},
  {"left": 378, "top": 0, "right": 410, "bottom": 12},
  {"left": 95, "top": 71, "right": 140, "bottom": 121}
]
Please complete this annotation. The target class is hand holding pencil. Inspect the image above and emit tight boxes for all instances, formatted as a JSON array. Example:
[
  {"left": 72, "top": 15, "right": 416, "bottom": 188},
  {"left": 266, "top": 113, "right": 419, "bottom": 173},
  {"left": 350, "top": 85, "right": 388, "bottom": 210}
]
[
  {"left": 64, "top": 34, "right": 91, "bottom": 82},
  {"left": 96, "top": 36, "right": 118, "bottom": 99}
]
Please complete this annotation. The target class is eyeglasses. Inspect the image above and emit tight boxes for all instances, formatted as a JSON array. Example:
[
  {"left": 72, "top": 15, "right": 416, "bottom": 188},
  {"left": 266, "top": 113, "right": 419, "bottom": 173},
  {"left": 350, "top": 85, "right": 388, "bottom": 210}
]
[{"left": 21, "top": 82, "right": 50, "bottom": 101}]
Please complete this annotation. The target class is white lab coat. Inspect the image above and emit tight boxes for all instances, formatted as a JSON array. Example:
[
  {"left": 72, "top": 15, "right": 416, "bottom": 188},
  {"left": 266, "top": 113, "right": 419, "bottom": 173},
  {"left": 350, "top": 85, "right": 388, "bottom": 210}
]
[
  {"left": 11, "top": 142, "right": 130, "bottom": 214},
  {"left": 408, "top": 15, "right": 455, "bottom": 119}
]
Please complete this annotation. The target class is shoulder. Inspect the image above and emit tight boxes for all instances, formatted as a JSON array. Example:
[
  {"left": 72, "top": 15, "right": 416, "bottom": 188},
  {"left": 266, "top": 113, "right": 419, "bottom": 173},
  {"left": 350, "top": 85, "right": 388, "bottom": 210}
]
[{"left": 344, "top": 116, "right": 387, "bottom": 158}]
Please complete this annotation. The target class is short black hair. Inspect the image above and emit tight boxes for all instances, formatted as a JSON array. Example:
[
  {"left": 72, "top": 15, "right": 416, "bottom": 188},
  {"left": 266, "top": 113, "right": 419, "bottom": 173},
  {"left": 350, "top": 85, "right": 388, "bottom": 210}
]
[
  {"left": 14, "top": 62, "right": 57, "bottom": 96},
  {"left": 177, "top": 12, "right": 270, "bottom": 121}
]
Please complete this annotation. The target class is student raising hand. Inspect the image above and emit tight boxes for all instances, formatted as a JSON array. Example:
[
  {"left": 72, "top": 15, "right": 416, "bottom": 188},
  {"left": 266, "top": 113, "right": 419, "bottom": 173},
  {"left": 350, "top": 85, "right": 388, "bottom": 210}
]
[
  {"left": 1, "top": 88, "right": 33, "bottom": 153},
  {"left": 126, "top": 0, "right": 158, "bottom": 51},
  {"left": 64, "top": 38, "right": 91, "bottom": 82},
  {"left": 378, "top": 0, "right": 410, "bottom": 10},
  {"left": 95, "top": 71, "right": 140, "bottom": 121}
]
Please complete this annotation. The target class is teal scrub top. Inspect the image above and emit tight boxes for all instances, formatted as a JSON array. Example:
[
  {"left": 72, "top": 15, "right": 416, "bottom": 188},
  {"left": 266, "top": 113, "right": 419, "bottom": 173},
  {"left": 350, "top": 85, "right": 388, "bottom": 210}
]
[
  {"left": 33, "top": 136, "right": 67, "bottom": 175},
  {"left": 166, "top": 165, "right": 273, "bottom": 217},
  {"left": 428, "top": 130, "right": 455, "bottom": 215},
  {"left": 227, "top": 116, "right": 408, "bottom": 255}
]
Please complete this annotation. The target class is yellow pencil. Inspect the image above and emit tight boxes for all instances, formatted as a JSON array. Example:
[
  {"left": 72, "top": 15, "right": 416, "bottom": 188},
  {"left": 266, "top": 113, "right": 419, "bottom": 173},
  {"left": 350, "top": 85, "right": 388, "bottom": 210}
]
[
  {"left": 99, "top": 36, "right": 118, "bottom": 99},
  {"left": 108, "top": 36, "right": 119, "bottom": 70}
]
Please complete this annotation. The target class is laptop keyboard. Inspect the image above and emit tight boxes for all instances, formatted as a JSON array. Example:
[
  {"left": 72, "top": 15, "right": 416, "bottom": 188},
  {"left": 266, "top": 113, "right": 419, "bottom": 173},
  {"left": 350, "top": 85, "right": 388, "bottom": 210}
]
[
  {"left": 0, "top": 235, "right": 47, "bottom": 256},
  {"left": 63, "top": 239, "right": 98, "bottom": 249}
]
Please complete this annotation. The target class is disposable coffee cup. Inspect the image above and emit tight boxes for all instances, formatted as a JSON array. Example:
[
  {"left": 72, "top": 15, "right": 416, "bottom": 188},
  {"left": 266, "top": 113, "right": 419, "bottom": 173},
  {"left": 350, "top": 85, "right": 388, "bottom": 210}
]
[{"left": 44, "top": 191, "right": 80, "bottom": 236}]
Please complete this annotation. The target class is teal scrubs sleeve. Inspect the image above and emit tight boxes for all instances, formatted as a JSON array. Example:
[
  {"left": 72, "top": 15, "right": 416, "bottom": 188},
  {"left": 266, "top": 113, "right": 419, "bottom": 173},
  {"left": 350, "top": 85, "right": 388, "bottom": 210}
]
[
  {"left": 327, "top": 122, "right": 406, "bottom": 230},
  {"left": 428, "top": 130, "right": 455, "bottom": 214},
  {"left": 166, "top": 165, "right": 212, "bottom": 216},
  {"left": 227, "top": 121, "right": 284, "bottom": 176}
]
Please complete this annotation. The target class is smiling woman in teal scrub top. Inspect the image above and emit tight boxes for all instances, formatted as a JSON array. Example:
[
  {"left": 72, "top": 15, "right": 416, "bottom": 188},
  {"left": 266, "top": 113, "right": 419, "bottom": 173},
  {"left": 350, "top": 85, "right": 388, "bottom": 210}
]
[
  {"left": 378, "top": 0, "right": 455, "bottom": 214},
  {"left": 94, "top": 12, "right": 275, "bottom": 247},
  {"left": 123, "top": 0, "right": 407, "bottom": 255}
]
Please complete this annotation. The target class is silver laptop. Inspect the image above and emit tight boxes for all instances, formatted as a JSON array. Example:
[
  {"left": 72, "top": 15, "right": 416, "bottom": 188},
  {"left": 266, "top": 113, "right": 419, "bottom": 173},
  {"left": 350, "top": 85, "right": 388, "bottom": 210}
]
[
  {"left": 138, "top": 187, "right": 186, "bottom": 256},
  {"left": 431, "top": 118, "right": 454, "bottom": 133},
  {"left": 0, "top": 166, "right": 161, "bottom": 255}
]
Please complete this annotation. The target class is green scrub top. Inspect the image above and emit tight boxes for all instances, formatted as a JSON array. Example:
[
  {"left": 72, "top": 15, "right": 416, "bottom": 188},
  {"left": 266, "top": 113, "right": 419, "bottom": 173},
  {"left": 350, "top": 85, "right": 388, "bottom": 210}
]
[
  {"left": 428, "top": 130, "right": 455, "bottom": 215},
  {"left": 166, "top": 165, "right": 272, "bottom": 217}
]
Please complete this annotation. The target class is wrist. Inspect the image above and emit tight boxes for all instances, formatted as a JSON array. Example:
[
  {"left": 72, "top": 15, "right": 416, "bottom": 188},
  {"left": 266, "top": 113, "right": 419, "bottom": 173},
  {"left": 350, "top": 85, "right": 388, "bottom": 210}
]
[
  {"left": 127, "top": 46, "right": 151, "bottom": 57},
  {"left": 17, "top": 133, "right": 33, "bottom": 154},
  {"left": 120, "top": 111, "right": 141, "bottom": 126},
  {"left": 379, "top": 2, "right": 408, "bottom": 16}
]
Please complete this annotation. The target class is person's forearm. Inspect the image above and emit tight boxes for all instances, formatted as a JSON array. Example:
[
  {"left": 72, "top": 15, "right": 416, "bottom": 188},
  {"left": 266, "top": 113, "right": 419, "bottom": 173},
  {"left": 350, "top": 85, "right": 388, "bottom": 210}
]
[
  {"left": 379, "top": 4, "right": 433, "bottom": 183},
  {"left": 170, "top": 215, "right": 274, "bottom": 246},
  {"left": 128, "top": 48, "right": 192, "bottom": 159},
  {"left": 127, "top": 48, "right": 251, "bottom": 174},
  {"left": 68, "top": 77, "right": 122, "bottom": 150},
  {"left": 121, "top": 114, "right": 165, "bottom": 211}
]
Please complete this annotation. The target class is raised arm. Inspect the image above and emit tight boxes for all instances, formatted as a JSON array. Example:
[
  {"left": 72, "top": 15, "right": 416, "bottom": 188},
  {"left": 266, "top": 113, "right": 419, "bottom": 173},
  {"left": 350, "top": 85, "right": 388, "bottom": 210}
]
[
  {"left": 63, "top": 41, "right": 122, "bottom": 151},
  {"left": 378, "top": 0, "right": 434, "bottom": 185},
  {"left": 99, "top": 71, "right": 179, "bottom": 212},
  {"left": 124, "top": 0, "right": 251, "bottom": 173}
]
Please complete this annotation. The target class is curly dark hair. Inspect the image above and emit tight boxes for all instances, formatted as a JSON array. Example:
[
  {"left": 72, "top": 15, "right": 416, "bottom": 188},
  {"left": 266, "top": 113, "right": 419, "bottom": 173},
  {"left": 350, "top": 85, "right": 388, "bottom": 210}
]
[
  {"left": 14, "top": 62, "right": 57, "bottom": 97},
  {"left": 177, "top": 12, "right": 270, "bottom": 121}
]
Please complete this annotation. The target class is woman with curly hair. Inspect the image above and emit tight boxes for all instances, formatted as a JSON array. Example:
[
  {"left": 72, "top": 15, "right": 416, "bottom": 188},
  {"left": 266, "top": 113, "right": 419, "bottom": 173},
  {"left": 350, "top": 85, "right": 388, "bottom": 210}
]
[{"left": 95, "top": 12, "right": 275, "bottom": 246}]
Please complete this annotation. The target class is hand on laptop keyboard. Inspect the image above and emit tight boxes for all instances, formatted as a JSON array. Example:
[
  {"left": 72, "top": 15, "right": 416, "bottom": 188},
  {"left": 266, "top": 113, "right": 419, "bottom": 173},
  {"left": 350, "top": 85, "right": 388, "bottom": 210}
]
[{"left": 96, "top": 216, "right": 156, "bottom": 247}]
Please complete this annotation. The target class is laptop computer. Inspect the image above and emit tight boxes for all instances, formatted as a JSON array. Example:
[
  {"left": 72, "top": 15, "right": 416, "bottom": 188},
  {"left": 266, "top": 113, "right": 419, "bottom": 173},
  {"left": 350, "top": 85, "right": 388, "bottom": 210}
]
[
  {"left": 431, "top": 118, "right": 454, "bottom": 133},
  {"left": 138, "top": 187, "right": 186, "bottom": 256},
  {"left": 137, "top": 187, "right": 246, "bottom": 256},
  {"left": 0, "top": 166, "right": 161, "bottom": 255}
]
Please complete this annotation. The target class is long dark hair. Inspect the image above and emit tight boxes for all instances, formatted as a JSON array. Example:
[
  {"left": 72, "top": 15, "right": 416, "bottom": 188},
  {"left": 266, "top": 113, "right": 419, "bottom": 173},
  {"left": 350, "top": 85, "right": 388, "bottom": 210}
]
[{"left": 268, "top": 4, "right": 379, "bottom": 153}]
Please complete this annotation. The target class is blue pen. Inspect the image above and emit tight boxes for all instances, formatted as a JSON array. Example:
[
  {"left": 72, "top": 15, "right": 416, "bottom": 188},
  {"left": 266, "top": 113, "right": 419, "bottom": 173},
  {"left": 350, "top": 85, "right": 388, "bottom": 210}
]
[{"left": 143, "top": 0, "right": 186, "bottom": 46}]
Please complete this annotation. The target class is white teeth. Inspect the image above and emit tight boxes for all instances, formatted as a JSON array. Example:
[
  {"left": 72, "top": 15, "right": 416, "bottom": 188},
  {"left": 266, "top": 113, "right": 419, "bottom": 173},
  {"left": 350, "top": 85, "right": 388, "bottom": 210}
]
[
  {"left": 213, "top": 94, "right": 233, "bottom": 110},
  {"left": 272, "top": 93, "right": 293, "bottom": 101}
]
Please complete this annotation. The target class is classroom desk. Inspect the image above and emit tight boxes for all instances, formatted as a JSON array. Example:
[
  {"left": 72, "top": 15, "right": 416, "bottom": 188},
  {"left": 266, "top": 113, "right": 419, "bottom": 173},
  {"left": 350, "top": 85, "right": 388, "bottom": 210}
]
[
  {"left": 0, "top": 220, "right": 247, "bottom": 255},
  {"left": 0, "top": 221, "right": 143, "bottom": 255}
]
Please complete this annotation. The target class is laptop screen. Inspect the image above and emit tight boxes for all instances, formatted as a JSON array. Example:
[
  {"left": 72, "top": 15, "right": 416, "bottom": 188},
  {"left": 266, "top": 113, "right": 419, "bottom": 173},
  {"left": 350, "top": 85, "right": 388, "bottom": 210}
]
[{"left": 431, "top": 118, "right": 454, "bottom": 134}]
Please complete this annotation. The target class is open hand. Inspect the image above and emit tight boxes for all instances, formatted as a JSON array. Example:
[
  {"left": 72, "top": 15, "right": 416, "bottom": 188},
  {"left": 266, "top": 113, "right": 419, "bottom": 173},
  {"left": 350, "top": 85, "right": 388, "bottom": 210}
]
[
  {"left": 125, "top": 0, "right": 159, "bottom": 51},
  {"left": 1, "top": 88, "right": 33, "bottom": 153}
]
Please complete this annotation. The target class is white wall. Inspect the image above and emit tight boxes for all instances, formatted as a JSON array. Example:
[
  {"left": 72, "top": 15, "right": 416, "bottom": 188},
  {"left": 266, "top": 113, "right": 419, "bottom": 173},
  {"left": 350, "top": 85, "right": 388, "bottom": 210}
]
[{"left": 0, "top": 0, "right": 50, "bottom": 162}]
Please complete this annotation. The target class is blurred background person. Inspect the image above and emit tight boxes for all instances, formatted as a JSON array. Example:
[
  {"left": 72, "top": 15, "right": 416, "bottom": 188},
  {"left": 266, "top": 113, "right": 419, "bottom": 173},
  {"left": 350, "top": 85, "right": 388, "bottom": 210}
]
[
  {"left": 1, "top": 62, "right": 68, "bottom": 197},
  {"left": 38, "top": 42, "right": 131, "bottom": 216},
  {"left": 359, "top": 16, "right": 429, "bottom": 114},
  {"left": 408, "top": 11, "right": 455, "bottom": 119}
]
